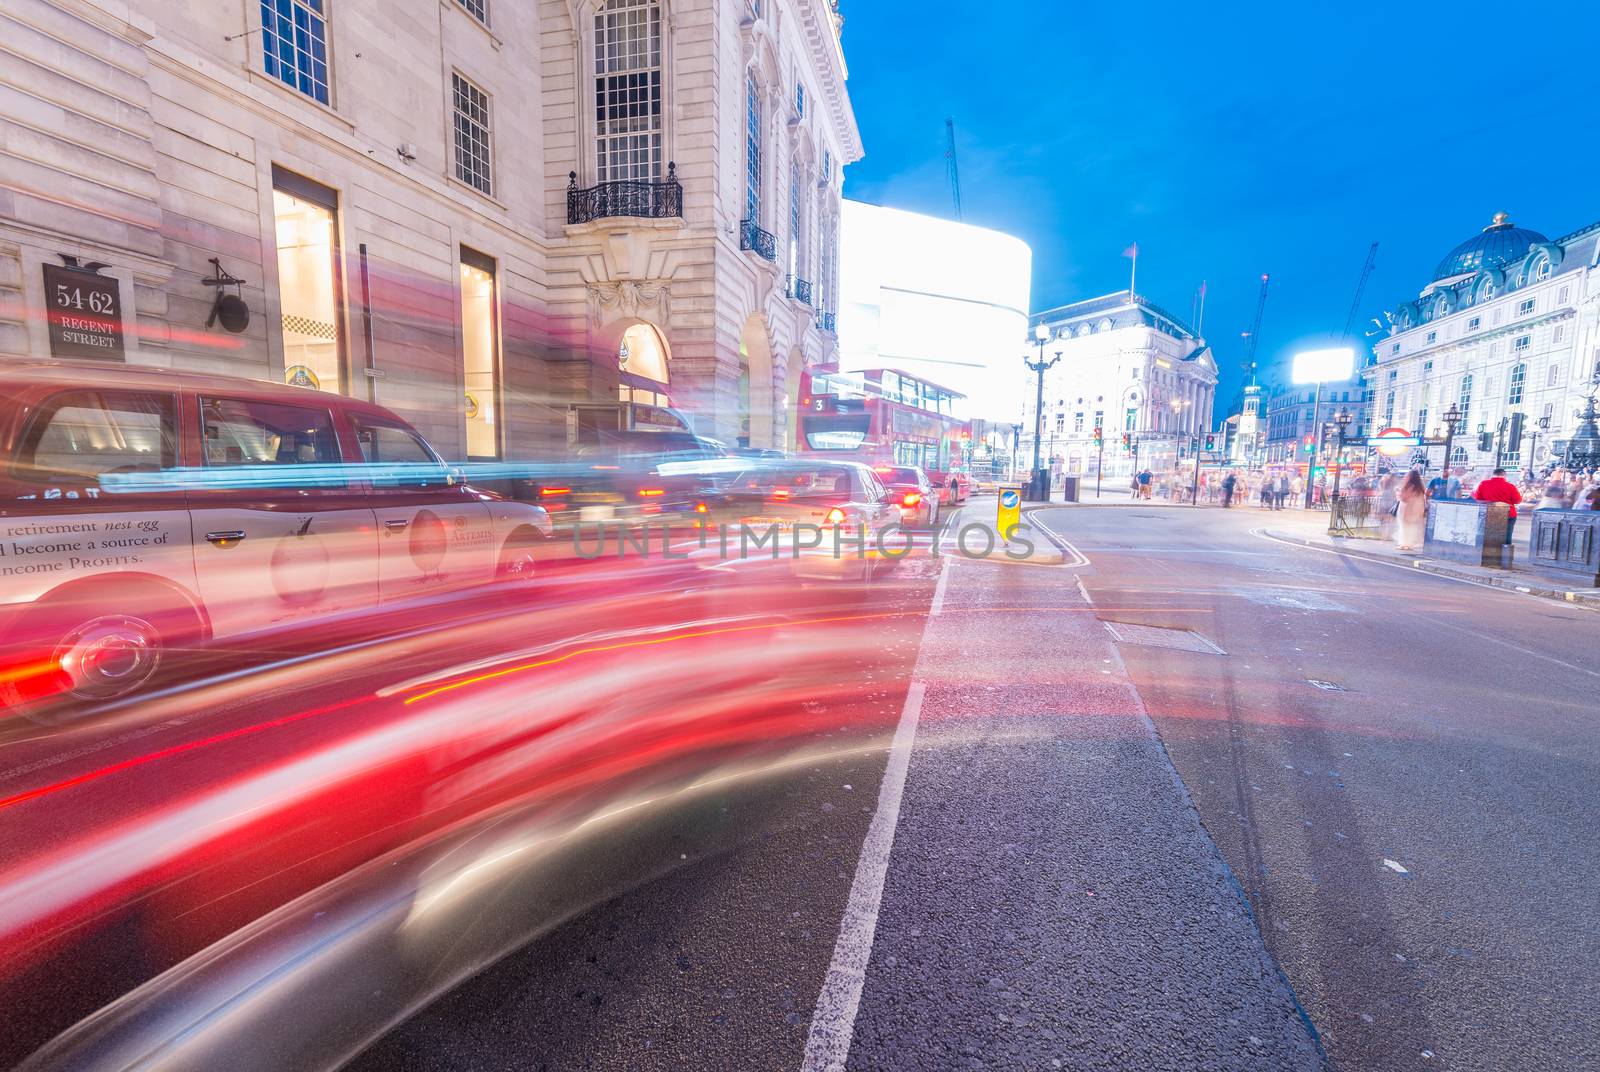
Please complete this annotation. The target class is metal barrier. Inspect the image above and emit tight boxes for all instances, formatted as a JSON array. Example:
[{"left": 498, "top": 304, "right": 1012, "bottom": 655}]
[{"left": 1327, "top": 493, "right": 1386, "bottom": 539}]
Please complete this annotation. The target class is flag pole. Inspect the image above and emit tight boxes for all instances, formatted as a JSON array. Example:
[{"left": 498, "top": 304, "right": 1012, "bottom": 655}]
[
  {"left": 1129, "top": 248, "right": 1137, "bottom": 300},
  {"left": 1197, "top": 280, "right": 1207, "bottom": 334}
]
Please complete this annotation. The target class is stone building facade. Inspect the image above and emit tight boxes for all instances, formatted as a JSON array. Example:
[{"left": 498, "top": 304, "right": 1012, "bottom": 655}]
[
  {"left": 1367, "top": 212, "right": 1600, "bottom": 474},
  {"left": 1023, "top": 293, "right": 1218, "bottom": 480},
  {"left": 1261, "top": 376, "right": 1369, "bottom": 465},
  {"left": 0, "top": 0, "right": 859, "bottom": 456}
]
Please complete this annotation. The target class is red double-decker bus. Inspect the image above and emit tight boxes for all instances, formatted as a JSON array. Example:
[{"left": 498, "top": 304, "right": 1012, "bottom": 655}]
[{"left": 796, "top": 367, "right": 972, "bottom": 504}]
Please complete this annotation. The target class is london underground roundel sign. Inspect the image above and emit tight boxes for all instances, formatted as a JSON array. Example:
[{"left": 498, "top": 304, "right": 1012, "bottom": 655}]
[{"left": 1374, "top": 427, "right": 1417, "bottom": 457}]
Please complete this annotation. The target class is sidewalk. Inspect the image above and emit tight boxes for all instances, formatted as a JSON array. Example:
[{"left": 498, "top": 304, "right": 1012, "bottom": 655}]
[{"left": 1261, "top": 510, "right": 1600, "bottom": 610}]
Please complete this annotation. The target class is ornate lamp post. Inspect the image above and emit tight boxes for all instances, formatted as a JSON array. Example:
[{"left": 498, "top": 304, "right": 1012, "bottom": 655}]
[
  {"left": 1331, "top": 408, "right": 1354, "bottom": 502},
  {"left": 1024, "top": 324, "right": 1060, "bottom": 500},
  {"left": 1440, "top": 402, "right": 1464, "bottom": 490}
]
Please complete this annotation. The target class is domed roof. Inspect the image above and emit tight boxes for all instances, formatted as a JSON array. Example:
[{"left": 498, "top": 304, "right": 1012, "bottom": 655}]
[{"left": 1433, "top": 212, "right": 1548, "bottom": 282}]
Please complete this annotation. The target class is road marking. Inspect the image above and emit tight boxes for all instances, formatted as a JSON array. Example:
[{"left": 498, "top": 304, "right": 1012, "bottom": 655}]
[
  {"left": 1383, "top": 859, "right": 1410, "bottom": 875},
  {"left": 802, "top": 680, "right": 926, "bottom": 1072},
  {"left": 1075, "top": 574, "right": 1093, "bottom": 606},
  {"left": 929, "top": 553, "right": 952, "bottom": 617}
]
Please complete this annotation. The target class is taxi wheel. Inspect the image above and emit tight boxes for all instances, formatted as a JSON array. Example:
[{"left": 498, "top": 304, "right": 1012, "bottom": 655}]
[
  {"left": 1, "top": 598, "right": 189, "bottom": 720},
  {"left": 496, "top": 535, "right": 542, "bottom": 582}
]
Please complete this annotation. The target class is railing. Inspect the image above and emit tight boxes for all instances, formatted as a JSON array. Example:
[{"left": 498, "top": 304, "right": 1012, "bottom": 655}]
[
  {"left": 567, "top": 163, "right": 683, "bottom": 225},
  {"left": 787, "top": 275, "right": 814, "bottom": 306},
  {"left": 816, "top": 310, "right": 836, "bottom": 334},
  {"left": 739, "top": 219, "right": 776, "bottom": 262}
]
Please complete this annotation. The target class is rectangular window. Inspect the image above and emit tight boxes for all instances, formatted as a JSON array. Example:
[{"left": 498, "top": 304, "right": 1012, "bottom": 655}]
[
  {"left": 1553, "top": 324, "right": 1565, "bottom": 343},
  {"left": 1514, "top": 335, "right": 1530, "bottom": 352},
  {"left": 452, "top": 73, "right": 493, "bottom": 195},
  {"left": 201, "top": 396, "right": 340, "bottom": 468},
  {"left": 272, "top": 167, "right": 344, "bottom": 394},
  {"left": 1054, "top": 413, "right": 1064, "bottom": 433},
  {"left": 1558, "top": 286, "right": 1569, "bottom": 303},
  {"left": 789, "top": 161, "right": 803, "bottom": 278},
  {"left": 455, "top": 0, "right": 487, "bottom": 24},
  {"left": 1466, "top": 316, "right": 1480, "bottom": 331},
  {"left": 1124, "top": 407, "right": 1136, "bottom": 431},
  {"left": 1548, "top": 363, "right": 1559, "bottom": 388},
  {"left": 1518, "top": 298, "right": 1535, "bottom": 316},
  {"left": 17, "top": 390, "right": 177, "bottom": 481},
  {"left": 1390, "top": 342, "right": 1400, "bottom": 354},
  {"left": 460, "top": 248, "right": 500, "bottom": 459},
  {"left": 745, "top": 75, "right": 762, "bottom": 224},
  {"left": 1508, "top": 363, "right": 1525, "bottom": 405},
  {"left": 1384, "top": 391, "right": 1395, "bottom": 424},
  {"left": 1426, "top": 331, "right": 1437, "bottom": 343},
  {"left": 260, "top": 0, "right": 329, "bottom": 105},
  {"left": 594, "top": 0, "right": 663, "bottom": 183},
  {"left": 1423, "top": 360, "right": 1433, "bottom": 374},
  {"left": 794, "top": 82, "right": 805, "bottom": 117}
]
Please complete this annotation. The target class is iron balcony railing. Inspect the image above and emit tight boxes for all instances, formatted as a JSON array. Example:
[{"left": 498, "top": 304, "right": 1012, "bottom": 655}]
[
  {"left": 787, "top": 275, "right": 814, "bottom": 306},
  {"left": 816, "top": 310, "right": 836, "bottom": 334},
  {"left": 567, "top": 163, "right": 683, "bottom": 225},
  {"left": 739, "top": 219, "right": 777, "bottom": 262}
]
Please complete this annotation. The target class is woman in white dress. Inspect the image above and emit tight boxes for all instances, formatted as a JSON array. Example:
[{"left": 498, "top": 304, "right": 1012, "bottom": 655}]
[{"left": 1395, "top": 469, "right": 1428, "bottom": 551}]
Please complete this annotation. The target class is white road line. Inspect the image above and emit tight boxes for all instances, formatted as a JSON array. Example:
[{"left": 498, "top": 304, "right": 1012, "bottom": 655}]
[
  {"left": 1075, "top": 574, "right": 1094, "bottom": 606},
  {"left": 801, "top": 680, "right": 927, "bottom": 1072},
  {"left": 929, "top": 552, "right": 953, "bottom": 617}
]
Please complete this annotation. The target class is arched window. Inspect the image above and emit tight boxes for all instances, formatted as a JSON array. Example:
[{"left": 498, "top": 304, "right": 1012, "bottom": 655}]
[
  {"left": 595, "top": 0, "right": 663, "bottom": 183},
  {"left": 744, "top": 74, "right": 762, "bottom": 224},
  {"left": 618, "top": 322, "right": 670, "bottom": 386}
]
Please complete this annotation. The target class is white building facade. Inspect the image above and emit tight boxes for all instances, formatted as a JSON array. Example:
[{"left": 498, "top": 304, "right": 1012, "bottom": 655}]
[
  {"left": 0, "top": 0, "right": 860, "bottom": 455},
  {"left": 1262, "top": 377, "right": 1370, "bottom": 465},
  {"left": 1368, "top": 212, "right": 1600, "bottom": 474},
  {"left": 836, "top": 200, "right": 1032, "bottom": 422},
  {"left": 1024, "top": 293, "right": 1218, "bottom": 480}
]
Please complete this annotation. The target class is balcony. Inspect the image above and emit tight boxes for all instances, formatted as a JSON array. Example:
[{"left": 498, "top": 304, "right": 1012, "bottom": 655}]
[
  {"left": 739, "top": 219, "right": 776, "bottom": 262},
  {"left": 787, "top": 275, "right": 814, "bottom": 306},
  {"left": 816, "top": 310, "right": 836, "bottom": 334},
  {"left": 567, "top": 163, "right": 683, "bottom": 225}
]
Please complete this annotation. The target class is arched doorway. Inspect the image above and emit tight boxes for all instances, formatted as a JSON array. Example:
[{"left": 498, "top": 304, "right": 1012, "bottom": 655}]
[
  {"left": 614, "top": 320, "right": 672, "bottom": 407},
  {"left": 738, "top": 313, "right": 775, "bottom": 449}
]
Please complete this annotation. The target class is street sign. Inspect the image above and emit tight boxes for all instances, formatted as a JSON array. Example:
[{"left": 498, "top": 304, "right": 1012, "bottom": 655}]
[
  {"left": 43, "top": 263, "right": 125, "bottom": 360},
  {"left": 997, "top": 486, "right": 1022, "bottom": 538}
]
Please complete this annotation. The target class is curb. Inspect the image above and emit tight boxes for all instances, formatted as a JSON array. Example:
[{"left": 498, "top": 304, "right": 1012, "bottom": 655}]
[{"left": 1262, "top": 529, "right": 1600, "bottom": 610}]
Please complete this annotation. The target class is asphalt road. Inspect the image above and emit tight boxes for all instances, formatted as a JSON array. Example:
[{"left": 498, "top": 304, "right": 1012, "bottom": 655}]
[
  {"left": 14, "top": 502, "right": 1596, "bottom": 1070},
  {"left": 1040, "top": 500, "right": 1600, "bottom": 1071}
]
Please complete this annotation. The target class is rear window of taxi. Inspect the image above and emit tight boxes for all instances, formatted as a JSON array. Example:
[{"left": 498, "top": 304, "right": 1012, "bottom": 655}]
[{"left": 13, "top": 390, "right": 177, "bottom": 482}]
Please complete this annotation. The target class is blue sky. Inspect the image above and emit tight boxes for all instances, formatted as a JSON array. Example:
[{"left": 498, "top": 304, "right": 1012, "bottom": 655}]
[{"left": 839, "top": 0, "right": 1600, "bottom": 409}]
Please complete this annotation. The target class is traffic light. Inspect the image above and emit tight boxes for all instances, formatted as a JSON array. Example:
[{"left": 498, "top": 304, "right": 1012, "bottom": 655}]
[
  {"left": 1508, "top": 411, "right": 1525, "bottom": 448},
  {"left": 1478, "top": 431, "right": 1494, "bottom": 452},
  {"left": 1203, "top": 434, "right": 1217, "bottom": 452},
  {"left": 1121, "top": 432, "right": 1131, "bottom": 451},
  {"left": 1093, "top": 425, "right": 1103, "bottom": 448},
  {"left": 1303, "top": 436, "right": 1314, "bottom": 454}
]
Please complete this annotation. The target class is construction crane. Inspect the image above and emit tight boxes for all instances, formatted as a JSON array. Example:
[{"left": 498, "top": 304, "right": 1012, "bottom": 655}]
[
  {"left": 945, "top": 118, "right": 963, "bottom": 221},
  {"left": 1339, "top": 241, "right": 1379, "bottom": 342},
  {"left": 1241, "top": 273, "right": 1270, "bottom": 386}
]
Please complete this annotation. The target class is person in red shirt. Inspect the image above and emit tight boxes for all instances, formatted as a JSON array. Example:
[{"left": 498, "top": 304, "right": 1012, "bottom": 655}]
[{"left": 1473, "top": 467, "right": 1524, "bottom": 544}]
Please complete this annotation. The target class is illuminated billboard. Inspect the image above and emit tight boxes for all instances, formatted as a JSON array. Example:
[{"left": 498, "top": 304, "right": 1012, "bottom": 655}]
[
  {"left": 838, "top": 200, "right": 1032, "bottom": 421},
  {"left": 1291, "top": 347, "right": 1355, "bottom": 385}
]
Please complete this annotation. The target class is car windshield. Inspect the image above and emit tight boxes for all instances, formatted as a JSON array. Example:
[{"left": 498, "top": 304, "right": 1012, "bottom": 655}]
[{"left": 7, "top": 6, "right": 1600, "bottom": 1072}]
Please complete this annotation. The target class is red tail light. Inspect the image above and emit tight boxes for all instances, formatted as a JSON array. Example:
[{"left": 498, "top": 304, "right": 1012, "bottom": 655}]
[
  {"left": 637, "top": 488, "right": 665, "bottom": 498},
  {"left": 825, "top": 506, "right": 847, "bottom": 524},
  {"left": 539, "top": 487, "right": 571, "bottom": 496},
  {"left": 900, "top": 492, "right": 922, "bottom": 507},
  {"left": 772, "top": 488, "right": 790, "bottom": 501},
  {"left": 694, "top": 502, "right": 709, "bottom": 513}
]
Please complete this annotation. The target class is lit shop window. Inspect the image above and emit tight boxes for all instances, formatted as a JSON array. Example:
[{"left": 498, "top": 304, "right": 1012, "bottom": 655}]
[
  {"left": 260, "top": 0, "right": 329, "bottom": 104},
  {"left": 619, "top": 322, "right": 670, "bottom": 388},
  {"left": 272, "top": 170, "right": 343, "bottom": 393},
  {"left": 460, "top": 249, "right": 500, "bottom": 459}
]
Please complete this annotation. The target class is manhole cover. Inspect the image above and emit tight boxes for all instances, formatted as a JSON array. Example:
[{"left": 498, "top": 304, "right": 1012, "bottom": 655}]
[
  {"left": 1306, "top": 679, "right": 1347, "bottom": 691},
  {"left": 1102, "top": 621, "right": 1226, "bottom": 655}
]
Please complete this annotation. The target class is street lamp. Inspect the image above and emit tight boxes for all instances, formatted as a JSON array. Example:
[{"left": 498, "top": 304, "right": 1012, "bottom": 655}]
[
  {"left": 1024, "top": 323, "right": 1060, "bottom": 500},
  {"left": 1441, "top": 402, "right": 1464, "bottom": 490}
]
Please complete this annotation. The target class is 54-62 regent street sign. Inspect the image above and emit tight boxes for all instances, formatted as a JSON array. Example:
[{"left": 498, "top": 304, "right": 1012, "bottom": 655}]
[{"left": 43, "top": 262, "right": 125, "bottom": 361}]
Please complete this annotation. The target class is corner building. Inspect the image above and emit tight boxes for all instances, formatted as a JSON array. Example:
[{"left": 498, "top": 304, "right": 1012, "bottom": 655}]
[
  {"left": 1368, "top": 212, "right": 1600, "bottom": 473},
  {"left": 0, "top": 0, "right": 860, "bottom": 455}
]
